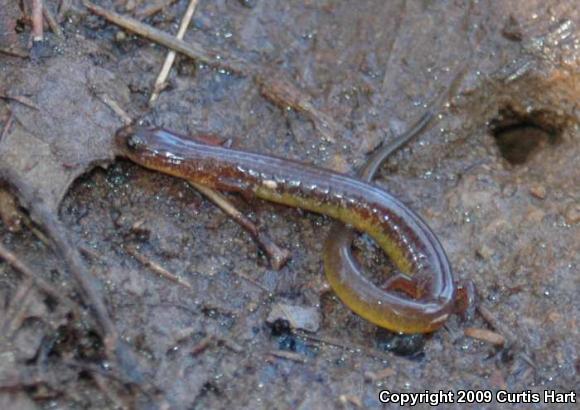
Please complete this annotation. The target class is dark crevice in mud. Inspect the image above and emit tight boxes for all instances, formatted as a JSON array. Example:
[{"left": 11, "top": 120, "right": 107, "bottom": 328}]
[{"left": 489, "top": 106, "right": 566, "bottom": 165}]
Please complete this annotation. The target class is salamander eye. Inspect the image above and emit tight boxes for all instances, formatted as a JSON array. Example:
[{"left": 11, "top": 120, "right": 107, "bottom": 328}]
[{"left": 127, "top": 134, "right": 146, "bottom": 151}]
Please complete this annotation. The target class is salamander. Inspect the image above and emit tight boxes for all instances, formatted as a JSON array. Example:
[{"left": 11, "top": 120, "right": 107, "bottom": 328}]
[{"left": 115, "top": 125, "right": 456, "bottom": 333}]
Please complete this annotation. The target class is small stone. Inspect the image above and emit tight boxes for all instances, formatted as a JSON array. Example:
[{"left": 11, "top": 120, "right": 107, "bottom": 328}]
[
  {"left": 267, "top": 303, "right": 321, "bottom": 332},
  {"left": 501, "top": 183, "right": 517, "bottom": 197},
  {"left": 246, "top": 301, "right": 259, "bottom": 312},
  {"left": 115, "top": 31, "right": 127, "bottom": 42},
  {"left": 476, "top": 244, "right": 494, "bottom": 260},
  {"left": 464, "top": 327, "right": 505, "bottom": 346},
  {"left": 0, "top": 190, "right": 23, "bottom": 232},
  {"left": 529, "top": 184, "right": 546, "bottom": 199},
  {"left": 502, "top": 15, "right": 523, "bottom": 42},
  {"left": 563, "top": 202, "right": 580, "bottom": 225},
  {"left": 238, "top": 0, "right": 257, "bottom": 8},
  {"left": 525, "top": 207, "right": 545, "bottom": 223}
]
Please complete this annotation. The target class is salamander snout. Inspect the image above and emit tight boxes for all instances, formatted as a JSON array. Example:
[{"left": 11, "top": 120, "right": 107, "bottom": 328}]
[
  {"left": 115, "top": 125, "right": 148, "bottom": 155},
  {"left": 127, "top": 134, "right": 146, "bottom": 150}
]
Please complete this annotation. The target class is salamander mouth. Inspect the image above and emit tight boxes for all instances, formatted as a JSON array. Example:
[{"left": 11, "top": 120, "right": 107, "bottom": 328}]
[
  {"left": 115, "top": 124, "right": 133, "bottom": 139},
  {"left": 115, "top": 125, "right": 147, "bottom": 154}
]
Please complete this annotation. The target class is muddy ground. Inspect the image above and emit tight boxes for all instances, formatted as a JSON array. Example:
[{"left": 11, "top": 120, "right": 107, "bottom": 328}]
[{"left": 0, "top": 1, "right": 578, "bottom": 409}]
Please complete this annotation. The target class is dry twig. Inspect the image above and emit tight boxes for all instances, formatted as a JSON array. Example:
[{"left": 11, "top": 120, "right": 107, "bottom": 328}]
[
  {"left": 231, "top": 270, "right": 270, "bottom": 293},
  {"left": 92, "top": 373, "right": 131, "bottom": 410},
  {"left": 136, "top": 0, "right": 179, "bottom": 21},
  {"left": 83, "top": 1, "right": 251, "bottom": 74},
  {"left": 256, "top": 74, "right": 343, "bottom": 142},
  {"left": 267, "top": 350, "right": 307, "bottom": 364},
  {"left": 191, "top": 335, "right": 213, "bottom": 355},
  {"left": 57, "top": 0, "right": 72, "bottom": 22},
  {"left": 1, "top": 112, "right": 14, "bottom": 142},
  {"left": 1, "top": 278, "right": 34, "bottom": 337},
  {"left": 191, "top": 182, "right": 291, "bottom": 269},
  {"left": 464, "top": 327, "right": 506, "bottom": 346},
  {"left": 217, "top": 336, "right": 243, "bottom": 353},
  {"left": 43, "top": 3, "right": 64, "bottom": 38},
  {"left": 97, "top": 93, "right": 133, "bottom": 125},
  {"left": 125, "top": 245, "right": 193, "bottom": 289},
  {"left": 0, "top": 93, "right": 39, "bottom": 110},
  {"left": 0, "top": 242, "right": 81, "bottom": 317},
  {"left": 0, "top": 166, "right": 144, "bottom": 383},
  {"left": 381, "top": 0, "right": 406, "bottom": 91},
  {"left": 31, "top": 0, "right": 44, "bottom": 42},
  {"left": 149, "top": 0, "right": 200, "bottom": 105},
  {"left": 84, "top": 1, "right": 340, "bottom": 143},
  {"left": 476, "top": 303, "right": 518, "bottom": 347},
  {"left": 0, "top": 47, "right": 29, "bottom": 58}
]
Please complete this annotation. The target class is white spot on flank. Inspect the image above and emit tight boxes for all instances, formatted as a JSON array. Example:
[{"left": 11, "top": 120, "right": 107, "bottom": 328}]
[{"left": 263, "top": 180, "right": 278, "bottom": 189}]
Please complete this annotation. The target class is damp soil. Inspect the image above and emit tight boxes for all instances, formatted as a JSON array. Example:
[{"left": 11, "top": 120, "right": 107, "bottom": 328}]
[{"left": 0, "top": 1, "right": 578, "bottom": 409}]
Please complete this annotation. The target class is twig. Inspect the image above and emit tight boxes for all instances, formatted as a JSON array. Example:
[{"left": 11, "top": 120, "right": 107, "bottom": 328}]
[
  {"left": 83, "top": 1, "right": 251, "bottom": 75},
  {"left": 381, "top": 0, "right": 406, "bottom": 91},
  {"left": 31, "top": 0, "right": 44, "bottom": 42},
  {"left": 57, "top": 0, "right": 72, "bottom": 22},
  {"left": 135, "top": 0, "right": 179, "bottom": 20},
  {"left": 79, "top": 244, "right": 108, "bottom": 265},
  {"left": 84, "top": 1, "right": 341, "bottom": 143},
  {"left": 63, "top": 360, "right": 155, "bottom": 398},
  {"left": 339, "top": 395, "right": 363, "bottom": 409},
  {"left": 217, "top": 336, "right": 243, "bottom": 353},
  {"left": 231, "top": 270, "right": 270, "bottom": 293},
  {"left": 0, "top": 47, "right": 29, "bottom": 58},
  {"left": 0, "top": 364, "right": 75, "bottom": 391},
  {"left": 476, "top": 304, "right": 518, "bottom": 347},
  {"left": 363, "top": 367, "right": 396, "bottom": 382},
  {"left": 0, "top": 166, "right": 143, "bottom": 383},
  {"left": 191, "top": 335, "right": 213, "bottom": 355},
  {"left": 20, "top": 215, "right": 52, "bottom": 246},
  {"left": 0, "top": 243, "right": 81, "bottom": 317},
  {"left": 256, "top": 74, "right": 343, "bottom": 142},
  {"left": 92, "top": 373, "right": 131, "bottom": 410},
  {"left": 0, "top": 93, "right": 40, "bottom": 110},
  {"left": 1, "top": 112, "right": 14, "bottom": 142},
  {"left": 475, "top": 303, "right": 536, "bottom": 369},
  {"left": 149, "top": 0, "right": 200, "bottom": 105},
  {"left": 125, "top": 245, "right": 193, "bottom": 289},
  {"left": 191, "top": 182, "right": 291, "bottom": 269},
  {"left": 124, "top": 0, "right": 137, "bottom": 12},
  {"left": 267, "top": 350, "right": 307, "bottom": 363},
  {"left": 296, "top": 331, "right": 356, "bottom": 351},
  {"left": 464, "top": 327, "right": 505, "bottom": 346},
  {"left": 1, "top": 278, "right": 34, "bottom": 337},
  {"left": 43, "top": 3, "right": 64, "bottom": 38},
  {"left": 96, "top": 93, "right": 133, "bottom": 125},
  {"left": 295, "top": 331, "right": 389, "bottom": 362}
]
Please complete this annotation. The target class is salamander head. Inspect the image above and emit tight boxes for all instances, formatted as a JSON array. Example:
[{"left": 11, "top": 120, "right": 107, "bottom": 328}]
[
  {"left": 114, "top": 126, "right": 169, "bottom": 166},
  {"left": 115, "top": 125, "right": 147, "bottom": 156},
  {"left": 114, "top": 126, "right": 187, "bottom": 168}
]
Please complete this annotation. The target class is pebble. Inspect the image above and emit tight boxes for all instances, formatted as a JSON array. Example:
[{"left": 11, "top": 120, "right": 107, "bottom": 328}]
[
  {"left": 115, "top": 31, "right": 127, "bottom": 42},
  {"left": 529, "top": 184, "right": 547, "bottom": 199},
  {"left": 476, "top": 244, "right": 495, "bottom": 260},
  {"left": 563, "top": 202, "right": 580, "bottom": 225},
  {"left": 267, "top": 303, "right": 321, "bottom": 332}
]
